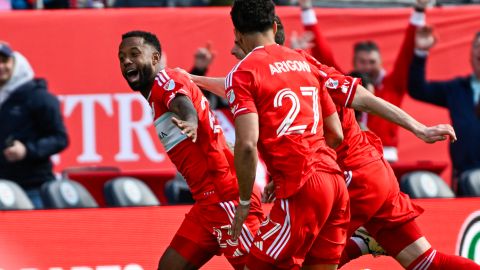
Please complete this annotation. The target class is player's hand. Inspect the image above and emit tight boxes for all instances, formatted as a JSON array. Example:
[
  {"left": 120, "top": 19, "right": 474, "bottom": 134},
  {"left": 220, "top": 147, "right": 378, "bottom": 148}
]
[
  {"left": 290, "top": 31, "right": 314, "bottom": 51},
  {"left": 416, "top": 124, "right": 457, "bottom": 144},
  {"left": 172, "top": 117, "right": 198, "bottom": 143},
  {"left": 415, "top": 0, "right": 430, "bottom": 9},
  {"left": 415, "top": 26, "right": 436, "bottom": 51},
  {"left": 3, "top": 140, "right": 27, "bottom": 162},
  {"left": 298, "top": 0, "right": 312, "bottom": 9},
  {"left": 173, "top": 67, "right": 192, "bottom": 80},
  {"left": 230, "top": 203, "right": 250, "bottom": 241},
  {"left": 194, "top": 42, "right": 215, "bottom": 71},
  {"left": 262, "top": 181, "right": 276, "bottom": 203}
]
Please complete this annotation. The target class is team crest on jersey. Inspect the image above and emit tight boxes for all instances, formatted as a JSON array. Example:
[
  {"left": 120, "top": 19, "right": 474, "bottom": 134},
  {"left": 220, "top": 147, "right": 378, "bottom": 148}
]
[
  {"left": 164, "top": 79, "right": 176, "bottom": 91},
  {"left": 226, "top": 89, "right": 235, "bottom": 104},
  {"left": 325, "top": 78, "right": 339, "bottom": 89}
]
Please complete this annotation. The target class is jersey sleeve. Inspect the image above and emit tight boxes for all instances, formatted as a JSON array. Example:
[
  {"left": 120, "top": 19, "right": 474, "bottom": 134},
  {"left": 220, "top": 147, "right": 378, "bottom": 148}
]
[
  {"left": 300, "top": 50, "right": 360, "bottom": 108},
  {"left": 224, "top": 69, "right": 257, "bottom": 119},
  {"left": 154, "top": 75, "right": 193, "bottom": 109},
  {"left": 320, "top": 86, "right": 337, "bottom": 118}
]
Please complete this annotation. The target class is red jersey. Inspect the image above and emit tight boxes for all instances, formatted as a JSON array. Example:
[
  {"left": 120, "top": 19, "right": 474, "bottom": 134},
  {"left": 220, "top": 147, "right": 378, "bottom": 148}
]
[
  {"left": 299, "top": 50, "right": 383, "bottom": 170},
  {"left": 225, "top": 44, "right": 340, "bottom": 199},
  {"left": 149, "top": 68, "right": 238, "bottom": 204},
  {"left": 304, "top": 10, "right": 421, "bottom": 147}
]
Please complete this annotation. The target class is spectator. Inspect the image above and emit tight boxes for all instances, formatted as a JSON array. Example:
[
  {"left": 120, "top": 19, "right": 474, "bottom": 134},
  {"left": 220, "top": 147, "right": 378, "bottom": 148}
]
[
  {"left": 190, "top": 43, "right": 228, "bottom": 109},
  {"left": 0, "top": 43, "right": 69, "bottom": 208},
  {"left": 348, "top": 71, "right": 375, "bottom": 130},
  {"left": 298, "top": 0, "right": 429, "bottom": 162},
  {"left": 408, "top": 28, "right": 480, "bottom": 185}
]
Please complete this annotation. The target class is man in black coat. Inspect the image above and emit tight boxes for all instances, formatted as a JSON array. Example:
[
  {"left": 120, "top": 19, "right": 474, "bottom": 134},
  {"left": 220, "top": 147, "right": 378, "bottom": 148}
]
[{"left": 0, "top": 43, "right": 69, "bottom": 208}]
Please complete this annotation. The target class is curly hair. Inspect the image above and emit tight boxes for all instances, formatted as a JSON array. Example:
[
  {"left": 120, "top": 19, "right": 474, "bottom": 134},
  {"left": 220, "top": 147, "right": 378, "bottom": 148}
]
[
  {"left": 122, "top": 30, "right": 162, "bottom": 55},
  {"left": 230, "top": 0, "right": 276, "bottom": 34}
]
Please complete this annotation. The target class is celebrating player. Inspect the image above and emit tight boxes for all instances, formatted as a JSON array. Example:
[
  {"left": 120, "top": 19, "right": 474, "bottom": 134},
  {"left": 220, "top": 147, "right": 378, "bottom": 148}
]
[
  {"left": 180, "top": 9, "right": 479, "bottom": 270},
  {"left": 118, "top": 30, "right": 264, "bottom": 270},
  {"left": 226, "top": 1, "right": 351, "bottom": 269}
]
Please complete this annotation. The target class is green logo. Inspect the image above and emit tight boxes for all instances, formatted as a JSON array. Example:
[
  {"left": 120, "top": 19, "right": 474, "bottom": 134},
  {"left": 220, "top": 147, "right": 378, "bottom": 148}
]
[{"left": 457, "top": 211, "right": 480, "bottom": 263}]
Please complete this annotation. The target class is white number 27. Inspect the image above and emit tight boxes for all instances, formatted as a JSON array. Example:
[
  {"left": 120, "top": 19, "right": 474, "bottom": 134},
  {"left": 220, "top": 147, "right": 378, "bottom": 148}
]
[{"left": 274, "top": 87, "right": 319, "bottom": 137}]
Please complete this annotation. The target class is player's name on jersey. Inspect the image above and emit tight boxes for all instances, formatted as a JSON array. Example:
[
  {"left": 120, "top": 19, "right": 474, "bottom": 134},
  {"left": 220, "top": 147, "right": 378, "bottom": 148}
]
[{"left": 269, "top": 60, "right": 311, "bottom": 75}]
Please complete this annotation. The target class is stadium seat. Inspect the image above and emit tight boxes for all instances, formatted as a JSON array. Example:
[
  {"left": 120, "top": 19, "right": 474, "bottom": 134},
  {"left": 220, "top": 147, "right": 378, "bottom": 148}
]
[
  {"left": 400, "top": 171, "right": 455, "bottom": 198},
  {"left": 0, "top": 179, "right": 34, "bottom": 210},
  {"left": 41, "top": 179, "right": 98, "bottom": 208},
  {"left": 164, "top": 173, "right": 194, "bottom": 205},
  {"left": 458, "top": 169, "right": 480, "bottom": 197},
  {"left": 104, "top": 177, "right": 160, "bottom": 207}
]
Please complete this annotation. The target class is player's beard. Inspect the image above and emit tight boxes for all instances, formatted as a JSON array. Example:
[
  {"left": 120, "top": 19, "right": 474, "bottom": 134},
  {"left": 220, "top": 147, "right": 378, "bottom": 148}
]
[{"left": 129, "top": 65, "right": 155, "bottom": 92}]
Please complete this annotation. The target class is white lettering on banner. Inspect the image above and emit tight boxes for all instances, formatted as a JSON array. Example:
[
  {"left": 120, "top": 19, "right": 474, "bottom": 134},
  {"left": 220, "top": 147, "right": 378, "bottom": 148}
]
[
  {"left": 113, "top": 94, "right": 164, "bottom": 162},
  {"left": 62, "top": 94, "right": 114, "bottom": 163},
  {"left": 17, "top": 264, "right": 143, "bottom": 270}
]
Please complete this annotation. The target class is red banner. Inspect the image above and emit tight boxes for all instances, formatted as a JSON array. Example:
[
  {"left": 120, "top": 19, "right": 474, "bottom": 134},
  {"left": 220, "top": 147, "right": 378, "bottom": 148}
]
[
  {"left": 0, "top": 199, "right": 479, "bottom": 269},
  {"left": 1, "top": 7, "right": 480, "bottom": 180}
]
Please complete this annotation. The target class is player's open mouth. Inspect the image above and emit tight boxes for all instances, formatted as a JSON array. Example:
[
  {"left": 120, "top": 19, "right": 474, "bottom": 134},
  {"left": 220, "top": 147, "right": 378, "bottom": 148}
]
[{"left": 126, "top": 69, "right": 140, "bottom": 83}]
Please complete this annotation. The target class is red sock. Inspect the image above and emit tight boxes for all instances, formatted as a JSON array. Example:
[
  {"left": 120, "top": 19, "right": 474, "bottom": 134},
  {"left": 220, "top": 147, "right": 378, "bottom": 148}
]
[
  {"left": 407, "top": 248, "right": 480, "bottom": 270},
  {"left": 339, "top": 238, "right": 364, "bottom": 267}
]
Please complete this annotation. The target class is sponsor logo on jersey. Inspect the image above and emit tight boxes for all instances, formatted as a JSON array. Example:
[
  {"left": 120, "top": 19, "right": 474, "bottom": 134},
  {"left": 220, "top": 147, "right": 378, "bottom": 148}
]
[
  {"left": 456, "top": 210, "right": 480, "bottom": 263},
  {"left": 226, "top": 89, "right": 235, "bottom": 104},
  {"left": 325, "top": 78, "right": 339, "bottom": 89},
  {"left": 341, "top": 80, "right": 351, "bottom": 93},
  {"left": 164, "top": 79, "right": 176, "bottom": 91}
]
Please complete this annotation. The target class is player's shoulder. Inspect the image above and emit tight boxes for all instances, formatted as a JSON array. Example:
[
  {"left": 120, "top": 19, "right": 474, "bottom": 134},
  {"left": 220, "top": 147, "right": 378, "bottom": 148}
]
[{"left": 153, "top": 68, "right": 191, "bottom": 92}]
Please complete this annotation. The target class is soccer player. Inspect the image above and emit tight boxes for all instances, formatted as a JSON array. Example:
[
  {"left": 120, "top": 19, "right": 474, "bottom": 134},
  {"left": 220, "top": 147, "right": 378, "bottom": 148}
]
[
  {"left": 227, "top": 1, "right": 350, "bottom": 269},
  {"left": 181, "top": 12, "right": 479, "bottom": 270},
  {"left": 118, "top": 31, "right": 264, "bottom": 270},
  {"left": 298, "top": 0, "right": 430, "bottom": 162}
]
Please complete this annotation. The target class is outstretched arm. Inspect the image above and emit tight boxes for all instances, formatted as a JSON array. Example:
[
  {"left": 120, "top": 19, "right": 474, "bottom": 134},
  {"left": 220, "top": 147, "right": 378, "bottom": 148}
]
[
  {"left": 174, "top": 68, "right": 226, "bottom": 98},
  {"left": 169, "top": 95, "right": 199, "bottom": 143},
  {"left": 351, "top": 85, "right": 456, "bottom": 143}
]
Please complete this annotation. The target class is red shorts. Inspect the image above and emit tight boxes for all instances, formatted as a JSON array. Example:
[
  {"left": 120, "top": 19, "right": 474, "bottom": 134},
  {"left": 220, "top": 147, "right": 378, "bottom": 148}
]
[
  {"left": 170, "top": 194, "right": 264, "bottom": 269},
  {"left": 345, "top": 158, "right": 424, "bottom": 238},
  {"left": 246, "top": 172, "right": 350, "bottom": 269}
]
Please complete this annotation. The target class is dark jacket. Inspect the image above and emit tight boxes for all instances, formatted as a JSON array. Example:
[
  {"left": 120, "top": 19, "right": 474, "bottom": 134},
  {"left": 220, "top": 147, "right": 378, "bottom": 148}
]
[
  {"left": 408, "top": 54, "right": 480, "bottom": 177},
  {"left": 0, "top": 79, "right": 69, "bottom": 189}
]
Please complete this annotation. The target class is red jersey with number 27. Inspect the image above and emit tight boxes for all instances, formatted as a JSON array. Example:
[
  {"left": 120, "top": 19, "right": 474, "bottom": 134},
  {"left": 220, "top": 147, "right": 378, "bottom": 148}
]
[
  {"left": 225, "top": 45, "right": 340, "bottom": 199},
  {"left": 148, "top": 68, "right": 238, "bottom": 204},
  {"left": 298, "top": 50, "right": 384, "bottom": 170}
]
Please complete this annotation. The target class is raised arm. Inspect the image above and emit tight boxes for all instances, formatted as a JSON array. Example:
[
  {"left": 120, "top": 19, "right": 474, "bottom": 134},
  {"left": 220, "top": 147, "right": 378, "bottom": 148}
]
[
  {"left": 298, "top": 0, "right": 344, "bottom": 72},
  {"left": 408, "top": 26, "right": 449, "bottom": 107},
  {"left": 388, "top": 0, "right": 427, "bottom": 93},
  {"left": 351, "top": 85, "right": 456, "bottom": 143}
]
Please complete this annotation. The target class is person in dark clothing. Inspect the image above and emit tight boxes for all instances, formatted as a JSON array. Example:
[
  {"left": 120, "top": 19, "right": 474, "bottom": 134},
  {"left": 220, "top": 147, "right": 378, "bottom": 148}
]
[
  {"left": 0, "top": 43, "right": 69, "bottom": 208},
  {"left": 190, "top": 43, "right": 229, "bottom": 110},
  {"left": 408, "top": 28, "right": 480, "bottom": 185}
]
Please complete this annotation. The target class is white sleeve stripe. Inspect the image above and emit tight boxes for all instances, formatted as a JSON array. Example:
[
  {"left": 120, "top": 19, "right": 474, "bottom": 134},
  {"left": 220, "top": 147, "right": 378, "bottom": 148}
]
[
  {"left": 156, "top": 74, "right": 166, "bottom": 84},
  {"left": 319, "top": 70, "right": 327, "bottom": 77},
  {"left": 345, "top": 77, "right": 357, "bottom": 107},
  {"left": 225, "top": 49, "right": 258, "bottom": 88},
  {"left": 233, "top": 107, "right": 248, "bottom": 116},
  {"left": 161, "top": 69, "right": 170, "bottom": 80}
]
